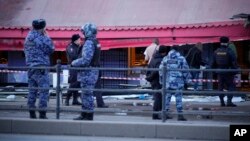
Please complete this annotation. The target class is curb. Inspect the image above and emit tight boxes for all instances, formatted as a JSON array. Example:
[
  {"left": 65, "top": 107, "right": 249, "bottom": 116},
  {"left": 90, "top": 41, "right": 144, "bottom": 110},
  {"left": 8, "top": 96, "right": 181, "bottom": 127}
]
[{"left": 0, "top": 118, "right": 229, "bottom": 140}]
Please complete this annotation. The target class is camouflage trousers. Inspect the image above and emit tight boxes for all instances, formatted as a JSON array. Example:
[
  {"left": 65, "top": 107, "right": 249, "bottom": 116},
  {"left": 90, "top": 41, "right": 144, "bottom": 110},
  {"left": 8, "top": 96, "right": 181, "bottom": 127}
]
[
  {"left": 27, "top": 69, "right": 50, "bottom": 110},
  {"left": 80, "top": 72, "right": 98, "bottom": 111},
  {"left": 165, "top": 90, "right": 183, "bottom": 113}
]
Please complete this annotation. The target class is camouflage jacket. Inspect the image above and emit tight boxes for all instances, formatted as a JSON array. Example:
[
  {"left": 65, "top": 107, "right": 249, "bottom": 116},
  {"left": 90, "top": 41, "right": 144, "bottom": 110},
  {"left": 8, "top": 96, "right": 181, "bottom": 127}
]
[
  {"left": 24, "top": 30, "right": 54, "bottom": 67},
  {"left": 159, "top": 49, "right": 191, "bottom": 90},
  {"left": 71, "top": 37, "right": 98, "bottom": 82}
]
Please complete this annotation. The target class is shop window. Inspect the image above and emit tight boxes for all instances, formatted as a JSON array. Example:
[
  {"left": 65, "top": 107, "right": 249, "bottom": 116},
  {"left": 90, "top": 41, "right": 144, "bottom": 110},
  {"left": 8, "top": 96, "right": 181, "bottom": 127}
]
[{"left": 128, "top": 47, "right": 146, "bottom": 67}]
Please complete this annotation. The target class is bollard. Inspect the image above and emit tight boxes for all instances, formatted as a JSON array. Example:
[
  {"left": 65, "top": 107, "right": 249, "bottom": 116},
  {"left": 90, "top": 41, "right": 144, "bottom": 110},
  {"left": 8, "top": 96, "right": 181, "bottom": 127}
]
[{"left": 56, "top": 59, "right": 61, "bottom": 119}]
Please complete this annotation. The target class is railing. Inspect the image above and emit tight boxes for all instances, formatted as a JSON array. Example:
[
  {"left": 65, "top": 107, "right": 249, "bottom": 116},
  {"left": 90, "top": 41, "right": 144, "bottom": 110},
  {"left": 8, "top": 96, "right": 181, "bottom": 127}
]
[{"left": 0, "top": 59, "right": 250, "bottom": 122}]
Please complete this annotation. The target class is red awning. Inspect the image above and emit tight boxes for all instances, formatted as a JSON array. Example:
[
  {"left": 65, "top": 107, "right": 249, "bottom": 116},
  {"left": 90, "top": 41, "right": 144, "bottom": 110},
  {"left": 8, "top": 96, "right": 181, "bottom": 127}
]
[
  {"left": 0, "top": 21, "right": 249, "bottom": 51},
  {"left": 0, "top": 0, "right": 250, "bottom": 51}
]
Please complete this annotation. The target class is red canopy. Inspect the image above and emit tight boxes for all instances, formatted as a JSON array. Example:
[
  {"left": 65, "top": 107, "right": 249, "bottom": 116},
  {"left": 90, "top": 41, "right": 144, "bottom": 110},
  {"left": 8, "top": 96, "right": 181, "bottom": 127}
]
[
  {"left": 0, "top": 0, "right": 250, "bottom": 51},
  {"left": 0, "top": 20, "right": 249, "bottom": 51}
]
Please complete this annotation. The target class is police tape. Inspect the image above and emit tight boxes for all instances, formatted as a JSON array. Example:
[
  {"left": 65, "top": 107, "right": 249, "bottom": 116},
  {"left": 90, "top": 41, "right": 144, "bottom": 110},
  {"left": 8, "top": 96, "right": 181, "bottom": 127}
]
[
  {"left": 100, "top": 76, "right": 250, "bottom": 83},
  {"left": 0, "top": 70, "right": 26, "bottom": 73},
  {"left": 1, "top": 69, "right": 250, "bottom": 83}
]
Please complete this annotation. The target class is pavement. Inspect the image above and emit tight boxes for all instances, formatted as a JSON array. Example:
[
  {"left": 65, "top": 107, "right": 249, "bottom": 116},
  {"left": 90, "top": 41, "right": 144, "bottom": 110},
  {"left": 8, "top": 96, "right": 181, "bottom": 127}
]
[{"left": 0, "top": 95, "right": 250, "bottom": 140}]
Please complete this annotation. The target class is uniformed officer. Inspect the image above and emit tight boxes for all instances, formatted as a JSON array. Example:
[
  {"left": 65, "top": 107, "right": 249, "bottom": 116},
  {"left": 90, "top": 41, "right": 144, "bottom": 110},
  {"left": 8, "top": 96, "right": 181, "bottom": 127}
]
[
  {"left": 71, "top": 23, "right": 99, "bottom": 120},
  {"left": 210, "top": 36, "right": 238, "bottom": 107},
  {"left": 65, "top": 34, "right": 82, "bottom": 106},
  {"left": 159, "top": 46, "right": 191, "bottom": 121},
  {"left": 24, "top": 19, "right": 54, "bottom": 119}
]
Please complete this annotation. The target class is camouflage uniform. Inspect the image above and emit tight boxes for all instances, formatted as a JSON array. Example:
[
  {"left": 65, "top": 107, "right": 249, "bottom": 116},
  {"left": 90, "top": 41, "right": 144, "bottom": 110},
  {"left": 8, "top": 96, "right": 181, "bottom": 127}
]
[
  {"left": 159, "top": 49, "right": 191, "bottom": 113},
  {"left": 72, "top": 23, "right": 99, "bottom": 112},
  {"left": 24, "top": 30, "right": 54, "bottom": 110}
]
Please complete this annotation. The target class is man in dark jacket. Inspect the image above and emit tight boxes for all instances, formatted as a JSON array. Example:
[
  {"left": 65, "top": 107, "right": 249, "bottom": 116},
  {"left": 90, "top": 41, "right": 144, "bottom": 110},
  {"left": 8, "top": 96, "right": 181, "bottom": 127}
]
[
  {"left": 210, "top": 36, "right": 238, "bottom": 107},
  {"left": 146, "top": 45, "right": 170, "bottom": 120},
  {"left": 185, "top": 42, "right": 205, "bottom": 90},
  {"left": 65, "top": 34, "right": 82, "bottom": 106}
]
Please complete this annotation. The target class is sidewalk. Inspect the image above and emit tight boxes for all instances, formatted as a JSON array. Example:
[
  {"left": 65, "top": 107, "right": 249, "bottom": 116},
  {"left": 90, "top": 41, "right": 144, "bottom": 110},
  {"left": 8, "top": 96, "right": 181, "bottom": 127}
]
[
  {"left": 0, "top": 96, "right": 250, "bottom": 140},
  {"left": 0, "top": 96, "right": 249, "bottom": 121}
]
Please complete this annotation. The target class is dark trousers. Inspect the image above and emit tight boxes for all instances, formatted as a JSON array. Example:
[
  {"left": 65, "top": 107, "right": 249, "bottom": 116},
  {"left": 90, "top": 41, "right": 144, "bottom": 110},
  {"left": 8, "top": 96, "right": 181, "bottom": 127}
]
[
  {"left": 94, "top": 76, "right": 105, "bottom": 107},
  {"left": 66, "top": 81, "right": 80, "bottom": 100},
  {"left": 152, "top": 84, "right": 162, "bottom": 118},
  {"left": 218, "top": 74, "right": 235, "bottom": 104},
  {"left": 153, "top": 92, "right": 162, "bottom": 112}
]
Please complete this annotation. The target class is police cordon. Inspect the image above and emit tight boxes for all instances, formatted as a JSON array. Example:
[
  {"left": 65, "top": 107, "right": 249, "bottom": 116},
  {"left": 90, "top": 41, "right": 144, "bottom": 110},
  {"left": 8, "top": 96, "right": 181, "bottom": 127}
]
[{"left": 1, "top": 69, "right": 250, "bottom": 83}]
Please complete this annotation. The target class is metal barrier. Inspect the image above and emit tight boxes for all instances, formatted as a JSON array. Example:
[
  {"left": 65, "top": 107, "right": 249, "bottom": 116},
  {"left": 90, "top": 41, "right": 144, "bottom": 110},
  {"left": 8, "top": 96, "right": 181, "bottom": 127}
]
[{"left": 0, "top": 59, "right": 250, "bottom": 122}]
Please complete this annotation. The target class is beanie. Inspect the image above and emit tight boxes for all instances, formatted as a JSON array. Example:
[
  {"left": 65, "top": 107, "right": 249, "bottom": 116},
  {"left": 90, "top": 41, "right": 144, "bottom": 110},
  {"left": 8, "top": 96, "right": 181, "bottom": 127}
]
[{"left": 71, "top": 34, "right": 81, "bottom": 42}]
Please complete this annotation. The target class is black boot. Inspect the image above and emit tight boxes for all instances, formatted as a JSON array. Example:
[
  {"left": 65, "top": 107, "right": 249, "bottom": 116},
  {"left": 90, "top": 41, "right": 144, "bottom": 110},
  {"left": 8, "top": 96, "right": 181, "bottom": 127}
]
[
  {"left": 227, "top": 102, "right": 237, "bottom": 107},
  {"left": 29, "top": 110, "right": 36, "bottom": 119},
  {"left": 152, "top": 114, "right": 161, "bottom": 120},
  {"left": 227, "top": 96, "right": 237, "bottom": 107},
  {"left": 74, "top": 112, "right": 87, "bottom": 120},
  {"left": 86, "top": 113, "right": 94, "bottom": 120},
  {"left": 39, "top": 111, "right": 48, "bottom": 119},
  {"left": 178, "top": 114, "right": 187, "bottom": 121}
]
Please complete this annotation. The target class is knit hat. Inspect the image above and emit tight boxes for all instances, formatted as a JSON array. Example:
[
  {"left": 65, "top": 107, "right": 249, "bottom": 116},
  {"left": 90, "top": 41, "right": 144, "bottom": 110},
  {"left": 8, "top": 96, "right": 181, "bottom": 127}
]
[
  {"left": 71, "top": 34, "right": 81, "bottom": 42},
  {"left": 32, "top": 19, "right": 46, "bottom": 30},
  {"left": 220, "top": 36, "right": 229, "bottom": 43}
]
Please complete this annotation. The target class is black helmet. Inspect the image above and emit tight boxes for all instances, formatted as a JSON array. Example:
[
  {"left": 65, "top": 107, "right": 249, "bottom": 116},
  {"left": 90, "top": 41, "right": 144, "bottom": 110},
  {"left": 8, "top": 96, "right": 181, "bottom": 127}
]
[{"left": 32, "top": 19, "right": 46, "bottom": 30}]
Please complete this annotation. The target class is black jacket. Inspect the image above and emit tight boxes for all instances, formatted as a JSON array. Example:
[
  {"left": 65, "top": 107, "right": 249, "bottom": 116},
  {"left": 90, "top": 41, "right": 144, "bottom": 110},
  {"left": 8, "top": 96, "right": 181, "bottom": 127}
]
[
  {"left": 66, "top": 43, "right": 82, "bottom": 64},
  {"left": 186, "top": 47, "right": 204, "bottom": 68},
  {"left": 146, "top": 52, "right": 165, "bottom": 89},
  {"left": 210, "top": 45, "right": 238, "bottom": 74},
  {"left": 66, "top": 43, "right": 82, "bottom": 83}
]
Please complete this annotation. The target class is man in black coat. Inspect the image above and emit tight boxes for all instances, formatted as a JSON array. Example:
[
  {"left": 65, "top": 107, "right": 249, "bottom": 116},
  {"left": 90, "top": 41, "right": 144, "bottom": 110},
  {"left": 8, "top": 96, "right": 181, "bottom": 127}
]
[
  {"left": 146, "top": 45, "right": 170, "bottom": 120},
  {"left": 210, "top": 36, "right": 238, "bottom": 107},
  {"left": 185, "top": 42, "right": 205, "bottom": 90},
  {"left": 65, "top": 34, "right": 82, "bottom": 106}
]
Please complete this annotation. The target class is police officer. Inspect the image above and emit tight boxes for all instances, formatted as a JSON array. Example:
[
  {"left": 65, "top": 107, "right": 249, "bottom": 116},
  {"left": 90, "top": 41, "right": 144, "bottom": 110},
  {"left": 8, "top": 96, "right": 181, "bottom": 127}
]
[
  {"left": 210, "top": 36, "right": 238, "bottom": 107},
  {"left": 159, "top": 46, "right": 191, "bottom": 121},
  {"left": 71, "top": 23, "right": 99, "bottom": 120},
  {"left": 24, "top": 19, "right": 54, "bottom": 119},
  {"left": 65, "top": 34, "right": 82, "bottom": 106}
]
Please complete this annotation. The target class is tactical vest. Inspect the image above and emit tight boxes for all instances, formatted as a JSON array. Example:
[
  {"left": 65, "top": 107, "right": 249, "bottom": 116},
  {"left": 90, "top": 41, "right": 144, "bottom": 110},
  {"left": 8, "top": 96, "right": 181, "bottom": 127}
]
[
  {"left": 215, "top": 47, "right": 230, "bottom": 68},
  {"left": 90, "top": 40, "right": 101, "bottom": 67}
]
